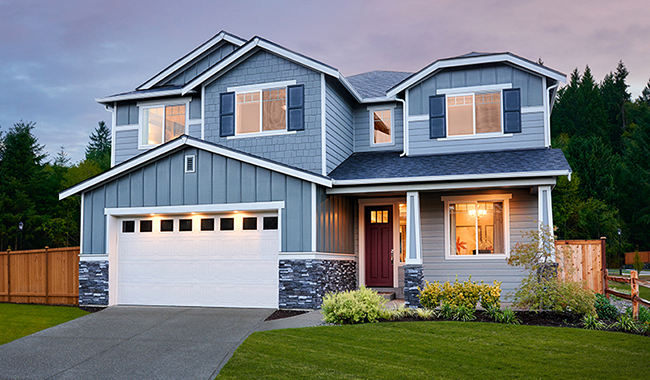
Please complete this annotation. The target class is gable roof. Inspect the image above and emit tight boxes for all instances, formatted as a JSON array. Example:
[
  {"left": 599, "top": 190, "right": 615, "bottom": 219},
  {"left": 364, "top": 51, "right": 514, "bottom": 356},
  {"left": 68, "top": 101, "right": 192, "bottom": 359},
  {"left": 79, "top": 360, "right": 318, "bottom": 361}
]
[
  {"left": 386, "top": 52, "right": 567, "bottom": 98},
  {"left": 95, "top": 85, "right": 188, "bottom": 105},
  {"left": 59, "top": 135, "right": 332, "bottom": 200},
  {"left": 137, "top": 31, "right": 247, "bottom": 91},
  {"left": 329, "top": 148, "right": 571, "bottom": 185},
  {"left": 346, "top": 71, "right": 412, "bottom": 99},
  {"left": 181, "top": 36, "right": 364, "bottom": 102}
]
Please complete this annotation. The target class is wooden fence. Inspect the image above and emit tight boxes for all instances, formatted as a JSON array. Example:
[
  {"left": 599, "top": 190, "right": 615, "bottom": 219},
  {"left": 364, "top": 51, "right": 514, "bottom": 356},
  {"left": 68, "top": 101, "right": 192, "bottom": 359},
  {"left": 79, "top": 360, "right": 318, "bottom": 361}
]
[
  {"left": 605, "top": 271, "right": 650, "bottom": 320},
  {"left": 555, "top": 239, "right": 606, "bottom": 294},
  {"left": 625, "top": 251, "right": 650, "bottom": 265},
  {"left": 0, "top": 247, "right": 80, "bottom": 305}
]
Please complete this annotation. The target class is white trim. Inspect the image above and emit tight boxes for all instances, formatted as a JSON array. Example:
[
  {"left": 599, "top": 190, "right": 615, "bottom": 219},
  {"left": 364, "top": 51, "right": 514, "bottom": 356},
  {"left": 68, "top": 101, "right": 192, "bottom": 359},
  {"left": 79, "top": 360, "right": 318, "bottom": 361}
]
[
  {"left": 113, "top": 124, "right": 139, "bottom": 131},
  {"left": 226, "top": 130, "right": 296, "bottom": 139},
  {"left": 387, "top": 53, "right": 566, "bottom": 98},
  {"left": 137, "top": 99, "right": 191, "bottom": 150},
  {"left": 522, "top": 106, "right": 545, "bottom": 114},
  {"left": 79, "top": 255, "right": 109, "bottom": 262},
  {"left": 405, "top": 191, "right": 422, "bottom": 265},
  {"left": 59, "top": 136, "right": 332, "bottom": 200},
  {"left": 227, "top": 80, "right": 296, "bottom": 93},
  {"left": 138, "top": 31, "right": 246, "bottom": 90},
  {"left": 537, "top": 185, "right": 553, "bottom": 229},
  {"left": 357, "top": 197, "right": 405, "bottom": 288},
  {"left": 79, "top": 193, "right": 85, "bottom": 254},
  {"left": 321, "top": 73, "right": 327, "bottom": 175},
  {"left": 542, "top": 76, "right": 550, "bottom": 148},
  {"left": 436, "top": 133, "right": 513, "bottom": 142},
  {"left": 96, "top": 89, "right": 186, "bottom": 104},
  {"left": 107, "top": 215, "right": 119, "bottom": 305},
  {"left": 442, "top": 193, "right": 511, "bottom": 260},
  {"left": 436, "top": 83, "right": 512, "bottom": 95},
  {"left": 110, "top": 102, "right": 116, "bottom": 167},
  {"left": 311, "top": 183, "right": 317, "bottom": 252},
  {"left": 105, "top": 202, "right": 285, "bottom": 216},
  {"left": 326, "top": 177, "right": 558, "bottom": 195},
  {"left": 278, "top": 252, "right": 355, "bottom": 260},
  {"left": 184, "top": 155, "right": 196, "bottom": 173},
  {"left": 201, "top": 84, "right": 205, "bottom": 140},
  {"left": 408, "top": 114, "right": 429, "bottom": 122},
  {"left": 359, "top": 96, "right": 396, "bottom": 103},
  {"left": 368, "top": 104, "right": 396, "bottom": 147},
  {"left": 404, "top": 90, "right": 410, "bottom": 156},
  {"left": 332, "top": 170, "right": 570, "bottom": 187},
  {"left": 136, "top": 97, "right": 189, "bottom": 107}
]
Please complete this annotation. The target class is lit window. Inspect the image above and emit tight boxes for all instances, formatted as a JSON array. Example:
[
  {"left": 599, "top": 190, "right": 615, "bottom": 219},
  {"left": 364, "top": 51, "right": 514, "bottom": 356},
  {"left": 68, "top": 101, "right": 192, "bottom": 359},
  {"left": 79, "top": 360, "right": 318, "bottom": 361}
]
[
  {"left": 372, "top": 109, "right": 392, "bottom": 144},
  {"left": 236, "top": 88, "right": 286, "bottom": 134},
  {"left": 447, "top": 92, "right": 501, "bottom": 137},
  {"left": 142, "top": 104, "right": 186, "bottom": 146}
]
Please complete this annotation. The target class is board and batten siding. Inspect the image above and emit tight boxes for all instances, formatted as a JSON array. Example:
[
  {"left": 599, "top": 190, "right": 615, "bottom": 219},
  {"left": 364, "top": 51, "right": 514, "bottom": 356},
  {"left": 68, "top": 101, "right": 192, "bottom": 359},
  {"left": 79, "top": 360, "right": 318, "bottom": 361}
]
[
  {"left": 354, "top": 103, "right": 404, "bottom": 153},
  {"left": 419, "top": 188, "right": 534, "bottom": 296},
  {"left": 162, "top": 42, "right": 237, "bottom": 87},
  {"left": 317, "top": 189, "right": 355, "bottom": 254},
  {"left": 203, "top": 50, "right": 323, "bottom": 174},
  {"left": 325, "top": 78, "right": 354, "bottom": 174},
  {"left": 82, "top": 147, "right": 313, "bottom": 255}
]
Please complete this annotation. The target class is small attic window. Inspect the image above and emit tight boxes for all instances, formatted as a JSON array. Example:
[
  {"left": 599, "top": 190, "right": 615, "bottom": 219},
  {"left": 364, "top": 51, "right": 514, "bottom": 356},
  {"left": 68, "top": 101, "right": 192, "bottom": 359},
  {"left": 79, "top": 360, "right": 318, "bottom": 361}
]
[{"left": 185, "top": 155, "right": 195, "bottom": 173}]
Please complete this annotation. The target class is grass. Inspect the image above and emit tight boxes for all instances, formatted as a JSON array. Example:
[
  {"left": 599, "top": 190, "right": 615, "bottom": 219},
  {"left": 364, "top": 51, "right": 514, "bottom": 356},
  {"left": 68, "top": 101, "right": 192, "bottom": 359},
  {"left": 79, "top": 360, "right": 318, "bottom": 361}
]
[
  {"left": 217, "top": 321, "right": 649, "bottom": 379},
  {"left": 0, "top": 303, "right": 88, "bottom": 346}
]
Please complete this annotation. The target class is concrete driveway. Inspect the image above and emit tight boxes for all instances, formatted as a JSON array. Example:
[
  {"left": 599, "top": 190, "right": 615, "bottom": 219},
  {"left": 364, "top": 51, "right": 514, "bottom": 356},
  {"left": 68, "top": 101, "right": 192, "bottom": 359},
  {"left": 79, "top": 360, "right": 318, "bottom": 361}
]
[{"left": 0, "top": 306, "right": 318, "bottom": 380}]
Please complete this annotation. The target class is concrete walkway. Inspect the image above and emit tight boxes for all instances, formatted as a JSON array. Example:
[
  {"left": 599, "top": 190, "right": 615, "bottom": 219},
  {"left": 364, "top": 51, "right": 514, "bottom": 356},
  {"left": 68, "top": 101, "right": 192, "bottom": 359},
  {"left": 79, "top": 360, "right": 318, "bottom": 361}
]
[{"left": 0, "top": 306, "right": 324, "bottom": 380}]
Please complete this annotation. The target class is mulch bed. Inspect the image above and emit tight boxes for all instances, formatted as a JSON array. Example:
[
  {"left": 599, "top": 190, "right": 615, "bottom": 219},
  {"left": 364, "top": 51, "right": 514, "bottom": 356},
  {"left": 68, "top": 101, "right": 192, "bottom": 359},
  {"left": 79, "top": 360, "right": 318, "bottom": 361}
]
[{"left": 265, "top": 309, "right": 308, "bottom": 321}]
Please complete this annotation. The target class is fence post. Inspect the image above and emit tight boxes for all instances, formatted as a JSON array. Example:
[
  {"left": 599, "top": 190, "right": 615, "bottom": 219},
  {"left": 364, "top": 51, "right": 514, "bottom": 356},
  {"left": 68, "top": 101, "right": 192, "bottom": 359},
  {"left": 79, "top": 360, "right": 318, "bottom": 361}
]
[
  {"left": 6, "top": 249, "right": 10, "bottom": 303},
  {"left": 631, "top": 270, "right": 639, "bottom": 320},
  {"left": 45, "top": 246, "right": 49, "bottom": 305},
  {"left": 601, "top": 237, "right": 608, "bottom": 298}
]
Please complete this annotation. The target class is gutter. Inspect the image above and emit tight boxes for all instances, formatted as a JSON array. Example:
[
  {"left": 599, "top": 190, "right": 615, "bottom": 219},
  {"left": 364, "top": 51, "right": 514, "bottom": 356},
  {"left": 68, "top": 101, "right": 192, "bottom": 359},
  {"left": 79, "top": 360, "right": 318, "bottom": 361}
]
[{"left": 395, "top": 96, "right": 407, "bottom": 157}]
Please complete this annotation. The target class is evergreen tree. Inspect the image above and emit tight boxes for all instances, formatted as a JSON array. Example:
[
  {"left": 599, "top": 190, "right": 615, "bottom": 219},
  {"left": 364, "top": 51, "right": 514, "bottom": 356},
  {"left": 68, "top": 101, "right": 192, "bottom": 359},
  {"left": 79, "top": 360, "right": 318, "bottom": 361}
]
[
  {"left": 85, "top": 121, "right": 111, "bottom": 171},
  {"left": 600, "top": 61, "right": 630, "bottom": 153},
  {"left": 638, "top": 79, "right": 650, "bottom": 106}
]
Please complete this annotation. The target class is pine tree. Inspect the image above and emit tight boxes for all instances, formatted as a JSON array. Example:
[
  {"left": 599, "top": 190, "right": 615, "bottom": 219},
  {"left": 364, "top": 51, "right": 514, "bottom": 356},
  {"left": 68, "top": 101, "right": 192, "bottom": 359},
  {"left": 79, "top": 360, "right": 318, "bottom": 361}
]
[
  {"left": 85, "top": 121, "right": 111, "bottom": 171},
  {"left": 638, "top": 79, "right": 650, "bottom": 106}
]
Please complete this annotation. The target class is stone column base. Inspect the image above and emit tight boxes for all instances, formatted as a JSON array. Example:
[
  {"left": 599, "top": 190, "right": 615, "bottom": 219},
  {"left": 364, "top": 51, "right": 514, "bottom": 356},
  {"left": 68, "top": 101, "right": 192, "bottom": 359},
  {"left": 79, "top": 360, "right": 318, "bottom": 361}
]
[
  {"left": 404, "top": 264, "right": 424, "bottom": 308},
  {"left": 79, "top": 260, "right": 109, "bottom": 306}
]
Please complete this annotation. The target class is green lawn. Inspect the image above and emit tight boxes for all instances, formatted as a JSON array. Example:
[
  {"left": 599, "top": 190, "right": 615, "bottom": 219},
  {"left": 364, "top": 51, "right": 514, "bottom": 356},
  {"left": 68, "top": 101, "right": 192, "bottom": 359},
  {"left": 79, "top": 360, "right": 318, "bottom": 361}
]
[
  {"left": 0, "top": 303, "right": 88, "bottom": 345},
  {"left": 217, "top": 321, "right": 648, "bottom": 379}
]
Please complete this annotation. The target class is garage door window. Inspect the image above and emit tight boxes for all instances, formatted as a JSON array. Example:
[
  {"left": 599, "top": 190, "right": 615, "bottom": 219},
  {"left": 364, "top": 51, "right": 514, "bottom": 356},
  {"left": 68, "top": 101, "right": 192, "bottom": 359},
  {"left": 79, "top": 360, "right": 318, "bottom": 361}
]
[
  {"left": 263, "top": 216, "right": 278, "bottom": 230},
  {"left": 179, "top": 219, "right": 192, "bottom": 232},
  {"left": 201, "top": 218, "right": 215, "bottom": 231},
  {"left": 122, "top": 220, "right": 135, "bottom": 233},
  {"left": 243, "top": 217, "right": 257, "bottom": 230},
  {"left": 220, "top": 218, "right": 234, "bottom": 231},
  {"left": 160, "top": 219, "right": 174, "bottom": 232},
  {"left": 140, "top": 220, "right": 153, "bottom": 233}
]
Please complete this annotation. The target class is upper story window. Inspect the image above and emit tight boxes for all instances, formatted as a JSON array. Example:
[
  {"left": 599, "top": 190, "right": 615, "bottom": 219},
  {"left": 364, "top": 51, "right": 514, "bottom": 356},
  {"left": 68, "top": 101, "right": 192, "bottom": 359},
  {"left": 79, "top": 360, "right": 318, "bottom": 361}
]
[
  {"left": 220, "top": 81, "right": 304, "bottom": 138},
  {"left": 369, "top": 107, "right": 394, "bottom": 145},
  {"left": 140, "top": 100, "right": 188, "bottom": 147},
  {"left": 429, "top": 86, "right": 521, "bottom": 139}
]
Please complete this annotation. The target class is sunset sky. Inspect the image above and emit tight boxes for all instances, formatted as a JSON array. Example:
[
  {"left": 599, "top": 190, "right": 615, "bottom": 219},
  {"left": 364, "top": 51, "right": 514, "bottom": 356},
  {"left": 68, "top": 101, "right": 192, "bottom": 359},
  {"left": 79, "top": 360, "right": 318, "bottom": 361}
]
[{"left": 1, "top": 0, "right": 648, "bottom": 162}]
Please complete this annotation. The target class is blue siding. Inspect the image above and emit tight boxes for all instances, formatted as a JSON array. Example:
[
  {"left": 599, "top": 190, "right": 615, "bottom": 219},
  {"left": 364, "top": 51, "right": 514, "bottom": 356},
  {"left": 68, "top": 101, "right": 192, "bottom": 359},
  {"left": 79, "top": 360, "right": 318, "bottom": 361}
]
[
  {"left": 116, "top": 103, "right": 138, "bottom": 126},
  {"left": 317, "top": 188, "right": 355, "bottom": 254},
  {"left": 409, "top": 65, "right": 544, "bottom": 116},
  {"left": 408, "top": 111, "right": 544, "bottom": 155},
  {"left": 420, "top": 188, "right": 535, "bottom": 296},
  {"left": 354, "top": 103, "right": 404, "bottom": 153},
  {"left": 325, "top": 78, "right": 354, "bottom": 174},
  {"left": 80, "top": 147, "right": 314, "bottom": 254},
  {"left": 203, "top": 50, "right": 322, "bottom": 174},
  {"left": 114, "top": 129, "right": 140, "bottom": 165},
  {"left": 163, "top": 42, "right": 236, "bottom": 86}
]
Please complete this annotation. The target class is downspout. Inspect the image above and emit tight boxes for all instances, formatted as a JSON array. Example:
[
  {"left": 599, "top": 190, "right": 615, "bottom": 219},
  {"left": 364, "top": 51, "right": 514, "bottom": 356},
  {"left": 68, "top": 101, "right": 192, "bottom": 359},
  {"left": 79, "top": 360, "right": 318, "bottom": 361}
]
[
  {"left": 396, "top": 96, "right": 407, "bottom": 157},
  {"left": 547, "top": 83, "right": 559, "bottom": 116}
]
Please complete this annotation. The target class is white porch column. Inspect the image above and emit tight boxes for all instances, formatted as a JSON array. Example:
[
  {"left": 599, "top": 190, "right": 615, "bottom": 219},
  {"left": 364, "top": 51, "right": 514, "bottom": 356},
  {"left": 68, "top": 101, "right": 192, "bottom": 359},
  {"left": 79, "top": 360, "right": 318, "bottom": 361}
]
[
  {"left": 538, "top": 185, "right": 553, "bottom": 230},
  {"left": 405, "top": 191, "right": 422, "bottom": 265}
]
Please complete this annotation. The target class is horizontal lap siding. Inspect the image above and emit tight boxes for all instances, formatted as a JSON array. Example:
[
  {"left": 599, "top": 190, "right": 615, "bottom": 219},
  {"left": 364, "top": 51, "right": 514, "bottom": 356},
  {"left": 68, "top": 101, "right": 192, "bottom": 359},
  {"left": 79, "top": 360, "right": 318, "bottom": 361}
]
[
  {"left": 81, "top": 148, "right": 312, "bottom": 255},
  {"left": 325, "top": 79, "right": 354, "bottom": 174},
  {"left": 354, "top": 103, "right": 404, "bottom": 153},
  {"left": 203, "top": 51, "right": 322, "bottom": 174},
  {"left": 420, "top": 188, "right": 535, "bottom": 296},
  {"left": 114, "top": 130, "right": 140, "bottom": 165},
  {"left": 408, "top": 112, "right": 544, "bottom": 155}
]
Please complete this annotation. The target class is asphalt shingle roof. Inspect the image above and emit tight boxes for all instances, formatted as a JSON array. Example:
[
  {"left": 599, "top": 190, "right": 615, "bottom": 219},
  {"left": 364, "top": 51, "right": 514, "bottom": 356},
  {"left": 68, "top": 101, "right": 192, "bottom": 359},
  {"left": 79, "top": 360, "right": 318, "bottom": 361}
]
[
  {"left": 329, "top": 148, "right": 571, "bottom": 181},
  {"left": 346, "top": 71, "right": 412, "bottom": 99}
]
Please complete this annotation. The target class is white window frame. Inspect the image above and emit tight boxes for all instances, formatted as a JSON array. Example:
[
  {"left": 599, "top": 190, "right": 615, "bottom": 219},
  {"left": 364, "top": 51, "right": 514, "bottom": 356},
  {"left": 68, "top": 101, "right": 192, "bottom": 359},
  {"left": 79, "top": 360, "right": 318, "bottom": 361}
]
[
  {"left": 368, "top": 105, "right": 396, "bottom": 147},
  {"left": 437, "top": 83, "right": 512, "bottom": 141},
  {"left": 137, "top": 97, "right": 190, "bottom": 150},
  {"left": 442, "top": 194, "right": 512, "bottom": 260},
  {"left": 227, "top": 80, "right": 296, "bottom": 138}
]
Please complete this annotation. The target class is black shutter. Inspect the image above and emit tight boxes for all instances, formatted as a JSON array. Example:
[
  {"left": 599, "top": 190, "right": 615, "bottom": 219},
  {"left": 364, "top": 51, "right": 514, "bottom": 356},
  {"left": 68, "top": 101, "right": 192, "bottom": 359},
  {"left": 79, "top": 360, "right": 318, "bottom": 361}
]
[
  {"left": 429, "top": 94, "right": 446, "bottom": 139},
  {"left": 503, "top": 88, "right": 522, "bottom": 134},
  {"left": 287, "top": 84, "right": 304, "bottom": 131},
  {"left": 220, "top": 92, "right": 235, "bottom": 137}
]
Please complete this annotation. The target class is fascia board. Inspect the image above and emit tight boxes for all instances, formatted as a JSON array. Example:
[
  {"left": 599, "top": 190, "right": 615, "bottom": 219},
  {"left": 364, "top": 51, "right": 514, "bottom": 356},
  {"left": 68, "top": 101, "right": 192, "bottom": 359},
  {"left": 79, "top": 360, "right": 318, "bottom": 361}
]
[
  {"left": 386, "top": 54, "right": 567, "bottom": 98},
  {"left": 105, "top": 201, "right": 285, "bottom": 216},
  {"left": 137, "top": 32, "right": 246, "bottom": 91},
  {"left": 337, "top": 74, "right": 363, "bottom": 102},
  {"left": 332, "top": 170, "right": 571, "bottom": 187},
  {"left": 59, "top": 136, "right": 332, "bottom": 200},
  {"left": 95, "top": 89, "right": 187, "bottom": 104},
  {"left": 327, "top": 177, "right": 558, "bottom": 195},
  {"left": 360, "top": 96, "right": 397, "bottom": 103}
]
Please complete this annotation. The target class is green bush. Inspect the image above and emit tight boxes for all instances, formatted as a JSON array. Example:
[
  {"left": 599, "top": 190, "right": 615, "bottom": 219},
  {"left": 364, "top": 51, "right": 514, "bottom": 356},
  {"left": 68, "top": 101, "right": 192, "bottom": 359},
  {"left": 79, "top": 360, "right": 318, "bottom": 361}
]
[
  {"left": 624, "top": 306, "right": 650, "bottom": 324},
  {"left": 594, "top": 293, "right": 619, "bottom": 320},
  {"left": 418, "top": 277, "right": 502, "bottom": 310},
  {"left": 610, "top": 314, "right": 638, "bottom": 332},
  {"left": 321, "top": 286, "right": 386, "bottom": 324},
  {"left": 633, "top": 251, "right": 644, "bottom": 273},
  {"left": 582, "top": 314, "right": 606, "bottom": 330},
  {"left": 495, "top": 307, "right": 520, "bottom": 325}
]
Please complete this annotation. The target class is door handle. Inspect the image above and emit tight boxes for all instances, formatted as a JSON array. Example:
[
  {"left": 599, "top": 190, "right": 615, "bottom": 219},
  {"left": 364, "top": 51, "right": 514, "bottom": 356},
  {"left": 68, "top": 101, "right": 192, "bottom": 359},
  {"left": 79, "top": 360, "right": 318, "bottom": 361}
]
[{"left": 391, "top": 249, "right": 394, "bottom": 264}]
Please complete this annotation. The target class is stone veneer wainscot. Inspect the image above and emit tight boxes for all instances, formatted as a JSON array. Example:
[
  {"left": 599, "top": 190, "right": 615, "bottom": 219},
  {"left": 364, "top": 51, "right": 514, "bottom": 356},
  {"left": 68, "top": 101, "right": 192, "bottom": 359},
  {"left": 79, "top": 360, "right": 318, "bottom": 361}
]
[{"left": 279, "top": 259, "right": 356, "bottom": 309}]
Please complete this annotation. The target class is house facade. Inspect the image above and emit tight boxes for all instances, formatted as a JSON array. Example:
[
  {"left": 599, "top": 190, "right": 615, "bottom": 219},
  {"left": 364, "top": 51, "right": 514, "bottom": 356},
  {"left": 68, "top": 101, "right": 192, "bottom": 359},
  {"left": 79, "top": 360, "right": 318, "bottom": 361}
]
[{"left": 61, "top": 31, "right": 571, "bottom": 309}]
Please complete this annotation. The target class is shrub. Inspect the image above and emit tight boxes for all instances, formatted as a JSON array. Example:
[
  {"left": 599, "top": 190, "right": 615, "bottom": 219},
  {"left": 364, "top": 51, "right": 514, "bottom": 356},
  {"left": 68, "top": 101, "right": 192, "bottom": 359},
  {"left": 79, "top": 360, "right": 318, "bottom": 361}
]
[
  {"left": 480, "top": 280, "right": 502, "bottom": 310},
  {"left": 633, "top": 251, "right": 644, "bottom": 273},
  {"left": 624, "top": 306, "right": 650, "bottom": 324},
  {"left": 495, "top": 307, "right": 520, "bottom": 325},
  {"left": 507, "top": 226, "right": 596, "bottom": 316},
  {"left": 594, "top": 293, "right": 619, "bottom": 320},
  {"left": 582, "top": 314, "right": 606, "bottom": 330},
  {"left": 453, "top": 305, "right": 476, "bottom": 322},
  {"left": 610, "top": 314, "right": 638, "bottom": 332},
  {"left": 321, "top": 286, "right": 386, "bottom": 324},
  {"left": 419, "top": 277, "right": 502, "bottom": 310},
  {"left": 439, "top": 302, "right": 455, "bottom": 320},
  {"left": 415, "top": 308, "right": 436, "bottom": 320},
  {"left": 641, "top": 321, "right": 650, "bottom": 336},
  {"left": 418, "top": 280, "right": 443, "bottom": 310},
  {"left": 484, "top": 305, "right": 501, "bottom": 321}
]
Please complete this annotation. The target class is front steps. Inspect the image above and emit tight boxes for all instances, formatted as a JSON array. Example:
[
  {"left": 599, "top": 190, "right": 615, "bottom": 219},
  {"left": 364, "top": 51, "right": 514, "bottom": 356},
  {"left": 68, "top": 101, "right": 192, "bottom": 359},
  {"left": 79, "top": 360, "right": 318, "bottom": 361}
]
[{"left": 370, "top": 287, "right": 404, "bottom": 300}]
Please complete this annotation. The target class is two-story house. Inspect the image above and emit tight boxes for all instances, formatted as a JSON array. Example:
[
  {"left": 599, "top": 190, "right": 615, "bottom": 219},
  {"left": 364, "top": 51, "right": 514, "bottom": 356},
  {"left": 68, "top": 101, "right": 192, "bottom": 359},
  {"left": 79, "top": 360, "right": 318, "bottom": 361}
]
[{"left": 60, "top": 31, "right": 571, "bottom": 309}]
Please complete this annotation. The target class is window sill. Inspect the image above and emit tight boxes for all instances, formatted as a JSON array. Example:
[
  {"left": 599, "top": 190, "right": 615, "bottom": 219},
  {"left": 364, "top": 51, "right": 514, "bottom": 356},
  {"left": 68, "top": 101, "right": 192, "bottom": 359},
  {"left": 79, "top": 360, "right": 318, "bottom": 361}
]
[
  {"left": 370, "top": 142, "right": 396, "bottom": 148},
  {"left": 444, "top": 254, "right": 509, "bottom": 260},
  {"left": 437, "top": 133, "right": 513, "bottom": 142},
  {"left": 227, "top": 130, "right": 297, "bottom": 139}
]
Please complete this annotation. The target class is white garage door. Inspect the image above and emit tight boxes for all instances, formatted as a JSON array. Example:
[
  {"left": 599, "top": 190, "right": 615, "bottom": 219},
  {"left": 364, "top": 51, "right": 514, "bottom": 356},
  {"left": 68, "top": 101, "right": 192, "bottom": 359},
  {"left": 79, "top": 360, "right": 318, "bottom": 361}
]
[{"left": 116, "top": 213, "right": 279, "bottom": 308}]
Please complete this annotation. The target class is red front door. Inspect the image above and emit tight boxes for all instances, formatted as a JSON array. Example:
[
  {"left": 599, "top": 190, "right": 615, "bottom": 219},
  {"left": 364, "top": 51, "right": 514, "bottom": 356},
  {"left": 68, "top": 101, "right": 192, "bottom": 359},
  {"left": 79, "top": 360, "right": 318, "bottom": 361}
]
[{"left": 365, "top": 205, "right": 393, "bottom": 287}]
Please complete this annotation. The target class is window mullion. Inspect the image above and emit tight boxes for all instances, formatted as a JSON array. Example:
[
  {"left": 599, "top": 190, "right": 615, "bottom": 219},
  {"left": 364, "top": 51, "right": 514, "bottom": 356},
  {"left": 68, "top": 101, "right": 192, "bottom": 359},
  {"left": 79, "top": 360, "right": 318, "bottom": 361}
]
[
  {"left": 258, "top": 90, "right": 263, "bottom": 133},
  {"left": 162, "top": 105, "right": 166, "bottom": 143},
  {"left": 475, "top": 201, "right": 479, "bottom": 255},
  {"left": 472, "top": 93, "right": 476, "bottom": 135}
]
